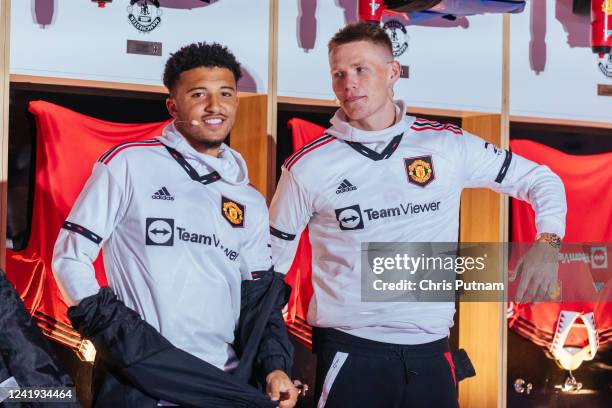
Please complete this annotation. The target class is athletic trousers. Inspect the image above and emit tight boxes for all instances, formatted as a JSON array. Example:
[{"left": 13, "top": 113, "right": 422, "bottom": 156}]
[{"left": 312, "top": 327, "right": 459, "bottom": 408}]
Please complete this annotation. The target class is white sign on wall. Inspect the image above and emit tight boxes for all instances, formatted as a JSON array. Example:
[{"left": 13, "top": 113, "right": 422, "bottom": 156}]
[{"left": 10, "top": 0, "right": 269, "bottom": 93}]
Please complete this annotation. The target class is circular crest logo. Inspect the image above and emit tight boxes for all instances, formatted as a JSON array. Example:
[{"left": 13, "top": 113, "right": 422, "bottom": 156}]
[
  {"left": 221, "top": 196, "right": 245, "bottom": 228},
  {"left": 598, "top": 54, "right": 612, "bottom": 79},
  {"left": 383, "top": 19, "right": 409, "bottom": 57},
  {"left": 336, "top": 208, "right": 361, "bottom": 229},
  {"left": 408, "top": 159, "right": 432, "bottom": 183},
  {"left": 334, "top": 204, "right": 364, "bottom": 231},
  {"left": 404, "top": 156, "right": 435, "bottom": 187},
  {"left": 223, "top": 201, "right": 243, "bottom": 225},
  {"left": 127, "top": 0, "right": 162, "bottom": 33},
  {"left": 145, "top": 218, "right": 174, "bottom": 246}
]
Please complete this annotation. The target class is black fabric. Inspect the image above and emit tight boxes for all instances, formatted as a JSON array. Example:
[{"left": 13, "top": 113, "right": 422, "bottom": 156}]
[
  {"left": 384, "top": 0, "right": 443, "bottom": 13},
  {"left": 62, "top": 221, "right": 103, "bottom": 245},
  {"left": 0, "top": 270, "right": 77, "bottom": 407},
  {"left": 90, "top": 359, "right": 158, "bottom": 408},
  {"left": 495, "top": 150, "right": 513, "bottom": 183},
  {"left": 450, "top": 349, "right": 476, "bottom": 382},
  {"left": 269, "top": 227, "right": 296, "bottom": 242},
  {"left": 69, "top": 287, "right": 277, "bottom": 408},
  {"left": 69, "top": 280, "right": 292, "bottom": 408},
  {"left": 0, "top": 359, "right": 10, "bottom": 384},
  {"left": 233, "top": 269, "right": 294, "bottom": 386},
  {"left": 312, "top": 327, "right": 458, "bottom": 408}
]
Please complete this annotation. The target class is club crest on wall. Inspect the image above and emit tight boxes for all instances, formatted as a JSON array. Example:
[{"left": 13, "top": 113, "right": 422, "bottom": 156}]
[
  {"left": 127, "top": 0, "right": 162, "bottom": 33},
  {"left": 598, "top": 54, "right": 612, "bottom": 78},
  {"left": 383, "top": 19, "right": 409, "bottom": 57}
]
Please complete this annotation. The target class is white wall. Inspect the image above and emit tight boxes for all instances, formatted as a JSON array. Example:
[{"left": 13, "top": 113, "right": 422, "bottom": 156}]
[
  {"left": 278, "top": 1, "right": 503, "bottom": 113},
  {"left": 277, "top": 0, "right": 339, "bottom": 101},
  {"left": 10, "top": 0, "right": 269, "bottom": 93},
  {"left": 278, "top": 0, "right": 612, "bottom": 124},
  {"left": 391, "top": 14, "right": 503, "bottom": 113},
  {"left": 509, "top": 0, "right": 612, "bottom": 124},
  {"left": 11, "top": 1, "right": 612, "bottom": 124}
]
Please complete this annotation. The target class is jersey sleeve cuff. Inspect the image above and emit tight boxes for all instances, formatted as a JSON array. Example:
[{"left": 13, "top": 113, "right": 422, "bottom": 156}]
[
  {"left": 260, "top": 355, "right": 292, "bottom": 378},
  {"left": 535, "top": 220, "right": 565, "bottom": 240}
]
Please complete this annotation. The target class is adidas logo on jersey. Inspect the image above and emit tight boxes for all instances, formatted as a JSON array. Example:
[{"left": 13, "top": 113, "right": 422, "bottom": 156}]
[
  {"left": 336, "top": 179, "right": 357, "bottom": 194},
  {"left": 152, "top": 187, "right": 174, "bottom": 201}
]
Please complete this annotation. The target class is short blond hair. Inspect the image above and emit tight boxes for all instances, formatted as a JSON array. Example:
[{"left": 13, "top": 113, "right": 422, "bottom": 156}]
[{"left": 328, "top": 22, "right": 393, "bottom": 55}]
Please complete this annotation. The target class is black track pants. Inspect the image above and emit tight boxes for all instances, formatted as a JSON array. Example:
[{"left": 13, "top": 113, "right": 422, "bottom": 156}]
[{"left": 312, "top": 328, "right": 459, "bottom": 408}]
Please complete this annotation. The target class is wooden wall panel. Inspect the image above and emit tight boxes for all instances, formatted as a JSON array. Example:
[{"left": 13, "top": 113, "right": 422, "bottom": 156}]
[
  {"left": 0, "top": 0, "right": 11, "bottom": 269},
  {"left": 230, "top": 94, "right": 272, "bottom": 199},
  {"left": 458, "top": 113, "right": 507, "bottom": 408},
  {"left": 266, "top": 0, "right": 279, "bottom": 200}
]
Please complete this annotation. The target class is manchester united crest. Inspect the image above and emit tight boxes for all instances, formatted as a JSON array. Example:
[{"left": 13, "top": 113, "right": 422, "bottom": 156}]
[
  {"left": 127, "top": 0, "right": 162, "bottom": 33},
  {"left": 383, "top": 20, "right": 409, "bottom": 57},
  {"left": 404, "top": 156, "right": 435, "bottom": 187},
  {"left": 221, "top": 196, "right": 245, "bottom": 228}
]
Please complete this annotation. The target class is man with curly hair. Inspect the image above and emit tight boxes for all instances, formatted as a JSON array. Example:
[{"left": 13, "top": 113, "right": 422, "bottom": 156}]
[{"left": 53, "top": 42, "right": 297, "bottom": 408}]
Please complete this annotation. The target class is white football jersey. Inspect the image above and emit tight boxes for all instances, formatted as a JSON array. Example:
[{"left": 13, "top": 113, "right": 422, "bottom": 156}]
[
  {"left": 269, "top": 102, "right": 566, "bottom": 344},
  {"left": 53, "top": 123, "right": 272, "bottom": 370}
]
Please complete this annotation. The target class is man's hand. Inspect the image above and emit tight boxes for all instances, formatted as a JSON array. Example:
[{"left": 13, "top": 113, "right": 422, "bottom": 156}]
[
  {"left": 266, "top": 370, "right": 298, "bottom": 408},
  {"left": 515, "top": 241, "right": 560, "bottom": 303}
]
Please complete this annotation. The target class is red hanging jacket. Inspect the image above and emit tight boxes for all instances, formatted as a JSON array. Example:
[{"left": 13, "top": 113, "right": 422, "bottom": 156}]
[
  {"left": 5, "top": 100, "right": 169, "bottom": 348},
  {"left": 282, "top": 118, "right": 326, "bottom": 348}
]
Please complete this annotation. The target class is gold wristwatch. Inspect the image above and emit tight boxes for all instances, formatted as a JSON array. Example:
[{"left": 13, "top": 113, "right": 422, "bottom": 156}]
[{"left": 536, "top": 232, "right": 561, "bottom": 249}]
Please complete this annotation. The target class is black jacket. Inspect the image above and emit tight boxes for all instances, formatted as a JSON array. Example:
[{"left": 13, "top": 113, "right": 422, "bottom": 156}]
[
  {"left": 68, "top": 269, "right": 293, "bottom": 407},
  {"left": 233, "top": 271, "right": 293, "bottom": 385},
  {"left": 0, "top": 270, "right": 77, "bottom": 407}
]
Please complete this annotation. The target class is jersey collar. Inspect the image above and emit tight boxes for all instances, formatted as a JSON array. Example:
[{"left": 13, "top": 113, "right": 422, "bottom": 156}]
[
  {"left": 164, "top": 145, "right": 221, "bottom": 185},
  {"left": 344, "top": 133, "right": 404, "bottom": 161},
  {"left": 327, "top": 101, "right": 413, "bottom": 144},
  {"left": 158, "top": 122, "right": 251, "bottom": 186}
]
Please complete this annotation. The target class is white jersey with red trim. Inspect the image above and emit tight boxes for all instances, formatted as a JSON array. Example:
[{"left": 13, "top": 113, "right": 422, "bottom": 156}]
[
  {"left": 269, "top": 101, "right": 566, "bottom": 344},
  {"left": 53, "top": 122, "right": 272, "bottom": 370}
]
